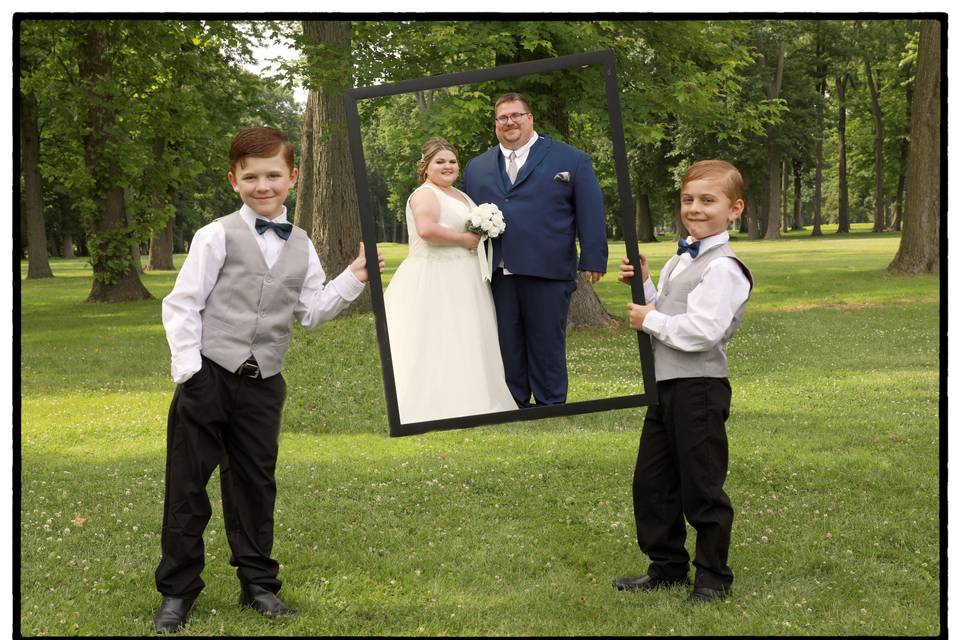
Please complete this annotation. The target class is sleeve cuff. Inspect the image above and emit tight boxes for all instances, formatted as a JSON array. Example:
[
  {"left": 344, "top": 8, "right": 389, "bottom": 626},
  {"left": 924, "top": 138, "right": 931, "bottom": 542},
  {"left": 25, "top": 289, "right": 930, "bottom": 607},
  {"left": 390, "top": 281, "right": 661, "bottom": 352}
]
[
  {"left": 641, "top": 309, "right": 668, "bottom": 337},
  {"left": 642, "top": 277, "right": 657, "bottom": 304},
  {"left": 171, "top": 351, "right": 202, "bottom": 384},
  {"left": 331, "top": 267, "right": 366, "bottom": 302}
]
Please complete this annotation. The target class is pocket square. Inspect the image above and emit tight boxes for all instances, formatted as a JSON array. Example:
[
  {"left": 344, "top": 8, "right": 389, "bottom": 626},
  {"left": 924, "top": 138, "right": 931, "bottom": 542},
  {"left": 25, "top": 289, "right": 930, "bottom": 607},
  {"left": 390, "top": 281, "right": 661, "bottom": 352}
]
[{"left": 554, "top": 171, "right": 571, "bottom": 183}]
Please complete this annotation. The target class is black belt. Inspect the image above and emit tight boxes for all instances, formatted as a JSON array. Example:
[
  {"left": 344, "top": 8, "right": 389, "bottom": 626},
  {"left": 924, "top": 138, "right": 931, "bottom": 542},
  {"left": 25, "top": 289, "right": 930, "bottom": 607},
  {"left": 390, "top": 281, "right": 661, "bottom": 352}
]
[{"left": 235, "top": 357, "right": 262, "bottom": 379}]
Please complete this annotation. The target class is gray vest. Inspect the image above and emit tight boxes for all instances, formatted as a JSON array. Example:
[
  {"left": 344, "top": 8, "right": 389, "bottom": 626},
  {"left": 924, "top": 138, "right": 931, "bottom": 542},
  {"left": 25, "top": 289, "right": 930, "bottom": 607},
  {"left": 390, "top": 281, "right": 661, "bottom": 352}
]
[
  {"left": 653, "top": 243, "right": 753, "bottom": 382},
  {"left": 200, "top": 211, "right": 309, "bottom": 378}
]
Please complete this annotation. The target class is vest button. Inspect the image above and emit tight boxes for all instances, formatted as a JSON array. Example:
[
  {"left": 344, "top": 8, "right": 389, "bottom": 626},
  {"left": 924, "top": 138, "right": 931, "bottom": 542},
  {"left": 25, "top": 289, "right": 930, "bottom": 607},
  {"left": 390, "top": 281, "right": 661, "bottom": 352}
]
[
  {"left": 260, "top": 310, "right": 267, "bottom": 318},
  {"left": 265, "top": 276, "right": 273, "bottom": 284}
]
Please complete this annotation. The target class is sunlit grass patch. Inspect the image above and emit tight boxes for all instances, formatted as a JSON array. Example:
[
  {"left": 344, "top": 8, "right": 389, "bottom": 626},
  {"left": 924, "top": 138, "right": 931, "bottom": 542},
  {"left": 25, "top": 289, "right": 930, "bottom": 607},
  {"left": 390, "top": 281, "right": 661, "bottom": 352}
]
[{"left": 19, "top": 228, "right": 940, "bottom": 636}]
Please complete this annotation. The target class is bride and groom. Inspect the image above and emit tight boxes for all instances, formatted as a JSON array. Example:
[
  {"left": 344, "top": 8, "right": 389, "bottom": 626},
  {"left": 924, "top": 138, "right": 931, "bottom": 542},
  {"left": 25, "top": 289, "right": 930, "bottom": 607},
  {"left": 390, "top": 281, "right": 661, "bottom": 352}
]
[{"left": 384, "top": 92, "right": 608, "bottom": 424}]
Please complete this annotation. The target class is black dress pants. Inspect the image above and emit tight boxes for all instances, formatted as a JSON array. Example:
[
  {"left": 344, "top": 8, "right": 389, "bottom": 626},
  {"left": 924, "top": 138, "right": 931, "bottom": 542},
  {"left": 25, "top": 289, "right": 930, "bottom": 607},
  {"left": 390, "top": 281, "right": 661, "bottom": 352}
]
[
  {"left": 632, "top": 377, "right": 734, "bottom": 590},
  {"left": 155, "top": 357, "right": 286, "bottom": 598},
  {"left": 491, "top": 271, "right": 577, "bottom": 407}
]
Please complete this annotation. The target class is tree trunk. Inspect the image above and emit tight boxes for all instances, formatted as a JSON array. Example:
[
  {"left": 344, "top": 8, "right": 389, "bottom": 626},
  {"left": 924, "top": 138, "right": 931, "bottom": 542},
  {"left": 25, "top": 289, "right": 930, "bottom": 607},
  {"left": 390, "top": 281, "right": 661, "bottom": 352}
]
[
  {"left": 890, "top": 116, "right": 910, "bottom": 233},
  {"left": 147, "top": 222, "right": 175, "bottom": 270},
  {"left": 889, "top": 60, "right": 913, "bottom": 233},
  {"left": 890, "top": 20, "right": 940, "bottom": 274},
  {"left": 746, "top": 203, "right": 760, "bottom": 239},
  {"left": 890, "top": 159, "right": 905, "bottom": 232},
  {"left": 302, "top": 20, "right": 369, "bottom": 313},
  {"left": 567, "top": 271, "right": 617, "bottom": 330},
  {"left": 835, "top": 74, "right": 851, "bottom": 234},
  {"left": 864, "top": 58, "right": 886, "bottom": 232},
  {"left": 62, "top": 235, "right": 75, "bottom": 259},
  {"left": 125, "top": 187, "right": 143, "bottom": 274},
  {"left": 294, "top": 90, "right": 317, "bottom": 234},
  {"left": 21, "top": 86, "right": 54, "bottom": 279},
  {"left": 763, "top": 41, "right": 785, "bottom": 240},
  {"left": 792, "top": 160, "right": 804, "bottom": 229},
  {"left": 635, "top": 192, "right": 657, "bottom": 243},
  {"left": 87, "top": 187, "right": 152, "bottom": 301},
  {"left": 812, "top": 82, "right": 825, "bottom": 236},
  {"left": 753, "top": 175, "right": 768, "bottom": 239},
  {"left": 79, "top": 25, "right": 151, "bottom": 302},
  {"left": 780, "top": 159, "right": 789, "bottom": 234},
  {"left": 764, "top": 143, "right": 782, "bottom": 239}
]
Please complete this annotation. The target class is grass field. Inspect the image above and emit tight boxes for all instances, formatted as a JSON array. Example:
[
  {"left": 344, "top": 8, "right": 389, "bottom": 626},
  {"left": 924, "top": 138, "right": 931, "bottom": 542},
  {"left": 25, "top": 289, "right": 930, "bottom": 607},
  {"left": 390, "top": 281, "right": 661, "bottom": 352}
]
[{"left": 19, "top": 224, "right": 940, "bottom": 635}]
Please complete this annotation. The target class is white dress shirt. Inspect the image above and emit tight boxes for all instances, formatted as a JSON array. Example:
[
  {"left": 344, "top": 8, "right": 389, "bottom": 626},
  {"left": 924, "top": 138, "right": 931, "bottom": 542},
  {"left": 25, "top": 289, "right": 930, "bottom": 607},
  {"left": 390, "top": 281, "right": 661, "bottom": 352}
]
[
  {"left": 499, "top": 130, "right": 540, "bottom": 172},
  {"left": 640, "top": 231, "right": 751, "bottom": 352},
  {"left": 162, "top": 204, "right": 365, "bottom": 383}
]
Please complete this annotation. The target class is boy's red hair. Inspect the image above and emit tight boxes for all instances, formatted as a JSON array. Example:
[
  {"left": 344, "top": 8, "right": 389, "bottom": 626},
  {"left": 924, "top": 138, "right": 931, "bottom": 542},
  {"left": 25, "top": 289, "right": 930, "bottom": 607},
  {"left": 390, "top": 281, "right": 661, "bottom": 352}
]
[{"left": 229, "top": 127, "right": 295, "bottom": 173}]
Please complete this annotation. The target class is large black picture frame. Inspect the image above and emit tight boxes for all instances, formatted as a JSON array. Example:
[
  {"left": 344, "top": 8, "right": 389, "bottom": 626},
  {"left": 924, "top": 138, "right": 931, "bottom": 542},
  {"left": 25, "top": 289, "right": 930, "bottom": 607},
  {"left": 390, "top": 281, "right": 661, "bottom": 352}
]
[{"left": 343, "top": 49, "right": 657, "bottom": 437}]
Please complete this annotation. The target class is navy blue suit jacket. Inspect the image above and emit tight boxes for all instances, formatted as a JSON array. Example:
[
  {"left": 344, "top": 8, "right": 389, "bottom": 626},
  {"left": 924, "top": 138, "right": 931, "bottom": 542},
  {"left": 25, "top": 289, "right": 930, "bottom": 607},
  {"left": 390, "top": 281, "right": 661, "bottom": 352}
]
[{"left": 461, "top": 135, "right": 607, "bottom": 281}]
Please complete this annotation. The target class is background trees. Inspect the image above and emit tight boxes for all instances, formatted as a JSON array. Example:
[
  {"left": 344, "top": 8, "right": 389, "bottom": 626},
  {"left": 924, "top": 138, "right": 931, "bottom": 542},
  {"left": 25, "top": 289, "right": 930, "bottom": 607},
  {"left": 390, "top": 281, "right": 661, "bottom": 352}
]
[
  {"left": 18, "top": 18, "right": 941, "bottom": 299},
  {"left": 17, "top": 19, "right": 299, "bottom": 299}
]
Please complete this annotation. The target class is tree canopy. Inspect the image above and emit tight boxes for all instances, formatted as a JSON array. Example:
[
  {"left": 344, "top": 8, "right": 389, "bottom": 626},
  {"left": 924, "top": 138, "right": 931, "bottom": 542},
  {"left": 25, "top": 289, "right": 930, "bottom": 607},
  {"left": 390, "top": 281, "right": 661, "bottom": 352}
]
[{"left": 19, "top": 18, "right": 939, "bottom": 295}]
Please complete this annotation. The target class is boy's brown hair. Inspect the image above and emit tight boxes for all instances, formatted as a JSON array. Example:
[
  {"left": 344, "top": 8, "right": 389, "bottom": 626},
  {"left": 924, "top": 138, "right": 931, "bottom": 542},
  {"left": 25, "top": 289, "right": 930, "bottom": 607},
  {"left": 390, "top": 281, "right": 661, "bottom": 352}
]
[
  {"left": 681, "top": 160, "right": 744, "bottom": 203},
  {"left": 229, "top": 127, "right": 295, "bottom": 173}
]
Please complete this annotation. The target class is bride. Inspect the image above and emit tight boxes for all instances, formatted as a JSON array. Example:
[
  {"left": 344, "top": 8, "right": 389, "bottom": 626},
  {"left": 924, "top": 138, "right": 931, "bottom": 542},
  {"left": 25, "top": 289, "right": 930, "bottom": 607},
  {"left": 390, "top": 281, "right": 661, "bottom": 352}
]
[{"left": 383, "top": 137, "right": 517, "bottom": 424}]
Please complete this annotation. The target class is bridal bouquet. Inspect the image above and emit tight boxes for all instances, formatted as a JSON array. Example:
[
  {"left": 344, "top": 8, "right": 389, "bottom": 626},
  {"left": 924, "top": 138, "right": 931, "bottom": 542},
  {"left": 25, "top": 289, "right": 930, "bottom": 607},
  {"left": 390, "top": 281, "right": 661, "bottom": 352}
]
[
  {"left": 466, "top": 203, "right": 505, "bottom": 283},
  {"left": 465, "top": 203, "right": 506, "bottom": 239}
]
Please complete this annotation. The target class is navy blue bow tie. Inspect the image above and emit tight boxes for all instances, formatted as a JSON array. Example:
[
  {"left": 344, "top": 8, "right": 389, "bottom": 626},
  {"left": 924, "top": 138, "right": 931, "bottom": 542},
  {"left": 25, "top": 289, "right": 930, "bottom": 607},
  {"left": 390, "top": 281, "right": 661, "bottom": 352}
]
[
  {"left": 255, "top": 218, "right": 293, "bottom": 241},
  {"left": 677, "top": 238, "right": 701, "bottom": 258}
]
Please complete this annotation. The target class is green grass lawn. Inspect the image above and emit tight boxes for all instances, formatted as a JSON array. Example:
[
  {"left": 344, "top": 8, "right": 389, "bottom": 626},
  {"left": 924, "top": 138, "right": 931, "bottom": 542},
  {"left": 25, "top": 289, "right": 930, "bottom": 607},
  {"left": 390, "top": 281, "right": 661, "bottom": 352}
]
[{"left": 20, "top": 224, "right": 940, "bottom": 635}]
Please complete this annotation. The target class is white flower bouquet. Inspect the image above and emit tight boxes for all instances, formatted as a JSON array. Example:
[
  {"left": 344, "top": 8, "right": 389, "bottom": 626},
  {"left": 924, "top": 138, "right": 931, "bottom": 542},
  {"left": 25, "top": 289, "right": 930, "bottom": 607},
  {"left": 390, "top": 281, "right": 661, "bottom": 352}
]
[
  {"left": 465, "top": 203, "right": 505, "bottom": 282},
  {"left": 465, "top": 203, "right": 506, "bottom": 239}
]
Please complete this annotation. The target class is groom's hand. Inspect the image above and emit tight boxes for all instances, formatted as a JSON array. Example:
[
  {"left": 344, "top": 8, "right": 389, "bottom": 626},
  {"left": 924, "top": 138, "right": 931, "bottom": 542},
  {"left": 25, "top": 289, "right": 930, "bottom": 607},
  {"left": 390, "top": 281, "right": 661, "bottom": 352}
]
[{"left": 580, "top": 270, "right": 603, "bottom": 285}]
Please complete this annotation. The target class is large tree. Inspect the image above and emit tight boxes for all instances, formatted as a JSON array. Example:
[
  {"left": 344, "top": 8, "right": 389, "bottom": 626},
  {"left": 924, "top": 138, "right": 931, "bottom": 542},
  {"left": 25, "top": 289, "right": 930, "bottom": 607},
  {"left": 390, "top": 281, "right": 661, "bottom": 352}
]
[
  {"left": 298, "top": 20, "right": 369, "bottom": 313},
  {"left": 19, "top": 37, "right": 53, "bottom": 280},
  {"left": 21, "top": 19, "right": 289, "bottom": 292},
  {"left": 889, "top": 19, "right": 940, "bottom": 274},
  {"left": 74, "top": 22, "right": 153, "bottom": 301},
  {"left": 762, "top": 38, "right": 786, "bottom": 240}
]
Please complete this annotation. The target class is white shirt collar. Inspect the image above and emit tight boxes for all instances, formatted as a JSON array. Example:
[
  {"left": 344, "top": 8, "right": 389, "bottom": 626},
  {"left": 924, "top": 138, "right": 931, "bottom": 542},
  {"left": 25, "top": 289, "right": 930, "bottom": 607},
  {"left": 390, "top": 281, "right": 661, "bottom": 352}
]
[
  {"left": 500, "top": 131, "right": 540, "bottom": 161},
  {"left": 686, "top": 230, "right": 730, "bottom": 252}
]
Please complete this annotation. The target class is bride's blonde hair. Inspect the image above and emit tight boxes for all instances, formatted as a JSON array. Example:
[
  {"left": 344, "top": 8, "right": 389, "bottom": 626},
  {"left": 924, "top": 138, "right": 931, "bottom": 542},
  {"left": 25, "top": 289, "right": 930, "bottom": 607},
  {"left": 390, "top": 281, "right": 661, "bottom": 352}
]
[{"left": 417, "top": 137, "right": 458, "bottom": 184}]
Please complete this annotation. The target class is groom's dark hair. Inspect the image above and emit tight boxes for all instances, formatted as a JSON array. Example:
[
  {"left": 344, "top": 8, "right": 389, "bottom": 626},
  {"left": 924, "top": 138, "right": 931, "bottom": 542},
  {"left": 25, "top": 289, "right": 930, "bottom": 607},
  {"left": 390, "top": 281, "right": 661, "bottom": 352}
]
[{"left": 495, "top": 92, "right": 531, "bottom": 112}]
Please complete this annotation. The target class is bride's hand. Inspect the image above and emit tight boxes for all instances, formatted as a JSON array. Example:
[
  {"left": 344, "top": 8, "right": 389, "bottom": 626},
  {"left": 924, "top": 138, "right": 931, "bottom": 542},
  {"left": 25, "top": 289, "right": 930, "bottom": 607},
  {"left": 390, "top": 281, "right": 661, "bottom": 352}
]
[{"left": 462, "top": 232, "right": 482, "bottom": 250}]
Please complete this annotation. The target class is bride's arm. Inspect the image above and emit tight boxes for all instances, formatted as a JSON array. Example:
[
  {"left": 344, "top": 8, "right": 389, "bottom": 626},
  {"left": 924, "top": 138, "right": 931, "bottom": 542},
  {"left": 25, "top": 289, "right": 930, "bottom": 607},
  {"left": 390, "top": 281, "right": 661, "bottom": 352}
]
[{"left": 411, "top": 189, "right": 480, "bottom": 249}]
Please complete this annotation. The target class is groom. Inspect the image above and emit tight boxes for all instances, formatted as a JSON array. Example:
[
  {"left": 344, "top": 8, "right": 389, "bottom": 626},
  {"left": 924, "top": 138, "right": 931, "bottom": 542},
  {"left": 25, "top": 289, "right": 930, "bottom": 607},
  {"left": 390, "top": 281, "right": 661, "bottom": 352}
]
[{"left": 462, "top": 92, "right": 607, "bottom": 407}]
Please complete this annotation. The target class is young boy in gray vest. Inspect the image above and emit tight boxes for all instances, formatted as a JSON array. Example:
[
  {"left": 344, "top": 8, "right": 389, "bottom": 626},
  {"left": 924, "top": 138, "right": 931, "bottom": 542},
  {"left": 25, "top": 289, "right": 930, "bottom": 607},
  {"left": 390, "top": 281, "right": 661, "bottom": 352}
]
[
  {"left": 613, "top": 160, "right": 753, "bottom": 604},
  {"left": 153, "top": 126, "right": 383, "bottom": 633}
]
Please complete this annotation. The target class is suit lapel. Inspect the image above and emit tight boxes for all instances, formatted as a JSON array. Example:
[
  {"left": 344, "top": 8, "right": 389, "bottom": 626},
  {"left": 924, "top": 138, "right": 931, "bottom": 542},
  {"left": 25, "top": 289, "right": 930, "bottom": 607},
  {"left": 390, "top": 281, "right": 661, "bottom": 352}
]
[
  {"left": 509, "top": 136, "right": 552, "bottom": 191},
  {"left": 487, "top": 146, "right": 509, "bottom": 195}
]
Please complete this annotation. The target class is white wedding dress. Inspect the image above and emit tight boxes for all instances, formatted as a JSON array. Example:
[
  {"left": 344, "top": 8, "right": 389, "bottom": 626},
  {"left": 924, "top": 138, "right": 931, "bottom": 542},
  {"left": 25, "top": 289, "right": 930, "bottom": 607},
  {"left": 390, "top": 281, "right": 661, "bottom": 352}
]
[{"left": 384, "top": 183, "right": 517, "bottom": 424}]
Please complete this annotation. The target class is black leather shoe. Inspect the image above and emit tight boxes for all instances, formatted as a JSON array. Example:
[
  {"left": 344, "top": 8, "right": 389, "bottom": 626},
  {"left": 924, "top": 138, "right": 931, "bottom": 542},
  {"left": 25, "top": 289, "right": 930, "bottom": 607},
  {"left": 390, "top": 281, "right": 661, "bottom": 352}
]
[
  {"left": 688, "top": 585, "right": 730, "bottom": 603},
  {"left": 153, "top": 596, "right": 195, "bottom": 633},
  {"left": 239, "top": 584, "right": 298, "bottom": 617},
  {"left": 613, "top": 574, "right": 689, "bottom": 591}
]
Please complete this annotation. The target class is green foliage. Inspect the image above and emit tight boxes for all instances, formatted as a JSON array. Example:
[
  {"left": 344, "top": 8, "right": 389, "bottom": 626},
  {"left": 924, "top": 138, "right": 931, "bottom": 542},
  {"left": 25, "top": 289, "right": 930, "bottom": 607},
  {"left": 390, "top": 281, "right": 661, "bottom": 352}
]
[
  {"left": 19, "top": 19, "right": 300, "bottom": 292},
  {"left": 19, "top": 229, "right": 939, "bottom": 635},
  {"left": 20, "top": 18, "right": 923, "bottom": 283}
]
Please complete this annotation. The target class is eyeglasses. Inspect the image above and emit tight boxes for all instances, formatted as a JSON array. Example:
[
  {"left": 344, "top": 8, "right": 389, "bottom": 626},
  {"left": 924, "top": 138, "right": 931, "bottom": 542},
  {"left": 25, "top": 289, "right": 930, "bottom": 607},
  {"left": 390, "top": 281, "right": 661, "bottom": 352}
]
[{"left": 495, "top": 112, "right": 530, "bottom": 124}]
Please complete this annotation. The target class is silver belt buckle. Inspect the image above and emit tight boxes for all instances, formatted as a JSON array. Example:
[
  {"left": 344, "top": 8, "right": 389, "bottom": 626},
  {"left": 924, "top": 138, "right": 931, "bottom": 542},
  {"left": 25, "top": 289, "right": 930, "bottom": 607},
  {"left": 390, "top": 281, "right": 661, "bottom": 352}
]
[{"left": 236, "top": 361, "right": 260, "bottom": 378}]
